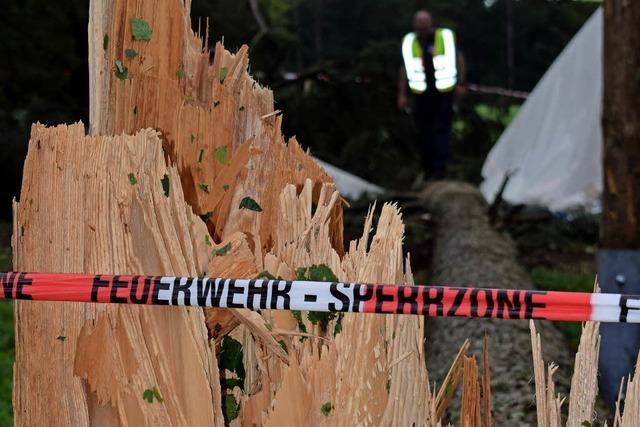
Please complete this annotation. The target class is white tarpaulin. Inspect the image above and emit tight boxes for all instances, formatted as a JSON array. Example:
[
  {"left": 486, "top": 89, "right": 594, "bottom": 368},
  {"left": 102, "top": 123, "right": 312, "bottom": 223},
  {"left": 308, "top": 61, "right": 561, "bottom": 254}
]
[
  {"left": 314, "top": 158, "right": 384, "bottom": 200},
  {"left": 480, "top": 8, "right": 602, "bottom": 212}
]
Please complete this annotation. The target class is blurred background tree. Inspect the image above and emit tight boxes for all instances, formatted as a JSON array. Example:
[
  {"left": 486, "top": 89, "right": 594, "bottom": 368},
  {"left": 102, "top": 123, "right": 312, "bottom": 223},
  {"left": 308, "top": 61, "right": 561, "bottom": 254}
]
[{"left": 0, "top": 0, "right": 599, "bottom": 217}]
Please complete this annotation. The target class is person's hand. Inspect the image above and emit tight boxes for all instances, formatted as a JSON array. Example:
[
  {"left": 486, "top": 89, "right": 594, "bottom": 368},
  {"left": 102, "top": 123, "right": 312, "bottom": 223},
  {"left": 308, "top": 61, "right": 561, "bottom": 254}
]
[
  {"left": 455, "top": 84, "right": 467, "bottom": 99},
  {"left": 397, "top": 93, "right": 408, "bottom": 111}
]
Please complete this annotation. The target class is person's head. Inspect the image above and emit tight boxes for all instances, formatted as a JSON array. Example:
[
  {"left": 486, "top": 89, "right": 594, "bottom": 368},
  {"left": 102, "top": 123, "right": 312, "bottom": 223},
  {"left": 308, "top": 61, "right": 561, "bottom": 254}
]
[{"left": 413, "top": 10, "right": 433, "bottom": 39}]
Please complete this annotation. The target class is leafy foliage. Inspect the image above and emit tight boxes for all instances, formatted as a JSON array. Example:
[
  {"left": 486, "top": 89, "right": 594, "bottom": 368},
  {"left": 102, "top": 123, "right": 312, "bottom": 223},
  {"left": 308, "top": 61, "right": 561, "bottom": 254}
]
[
  {"left": 197, "top": 183, "right": 209, "bottom": 193},
  {"left": 125, "top": 48, "right": 138, "bottom": 59},
  {"left": 142, "top": 387, "right": 163, "bottom": 403},
  {"left": 131, "top": 17, "right": 152, "bottom": 41},
  {"left": 296, "top": 264, "right": 339, "bottom": 332},
  {"left": 114, "top": 60, "right": 128, "bottom": 80},
  {"left": 213, "top": 145, "right": 228, "bottom": 165},
  {"left": 219, "top": 336, "right": 245, "bottom": 387},
  {"left": 223, "top": 395, "right": 239, "bottom": 423},
  {"left": 239, "top": 196, "right": 262, "bottom": 212},
  {"left": 291, "top": 310, "right": 307, "bottom": 333},
  {"left": 127, "top": 172, "right": 137, "bottom": 185},
  {"left": 295, "top": 264, "right": 339, "bottom": 282},
  {"left": 160, "top": 174, "right": 170, "bottom": 197},
  {"left": 320, "top": 401, "right": 333, "bottom": 416},
  {"left": 256, "top": 270, "right": 276, "bottom": 280},
  {"left": 219, "top": 66, "right": 228, "bottom": 83},
  {"left": 213, "top": 242, "right": 232, "bottom": 256}
]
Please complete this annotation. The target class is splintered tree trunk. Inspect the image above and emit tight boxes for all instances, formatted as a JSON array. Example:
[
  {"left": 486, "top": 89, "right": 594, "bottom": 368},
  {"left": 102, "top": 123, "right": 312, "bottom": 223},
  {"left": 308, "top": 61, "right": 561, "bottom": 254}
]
[
  {"left": 12, "top": 0, "right": 465, "bottom": 425},
  {"left": 13, "top": 125, "right": 224, "bottom": 425},
  {"left": 601, "top": 0, "right": 640, "bottom": 248}
]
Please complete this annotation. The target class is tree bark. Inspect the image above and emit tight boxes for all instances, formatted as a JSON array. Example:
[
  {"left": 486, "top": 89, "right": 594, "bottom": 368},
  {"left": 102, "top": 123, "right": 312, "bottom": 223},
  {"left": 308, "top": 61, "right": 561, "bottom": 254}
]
[
  {"left": 420, "top": 182, "right": 577, "bottom": 425},
  {"left": 601, "top": 0, "right": 640, "bottom": 248}
]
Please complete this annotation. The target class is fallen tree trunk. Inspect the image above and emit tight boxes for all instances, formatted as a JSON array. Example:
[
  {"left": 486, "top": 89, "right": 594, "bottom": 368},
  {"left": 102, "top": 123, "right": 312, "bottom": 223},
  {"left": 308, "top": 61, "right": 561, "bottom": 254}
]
[{"left": 421, "top": 182, "right": 574, "bottom": 425}]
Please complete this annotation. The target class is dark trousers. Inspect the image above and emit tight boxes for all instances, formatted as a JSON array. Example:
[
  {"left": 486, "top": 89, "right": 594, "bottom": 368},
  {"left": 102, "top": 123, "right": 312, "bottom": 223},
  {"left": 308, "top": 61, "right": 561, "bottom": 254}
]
[{"left": 414, "top": 91, "right": 454, "bottom": 179}]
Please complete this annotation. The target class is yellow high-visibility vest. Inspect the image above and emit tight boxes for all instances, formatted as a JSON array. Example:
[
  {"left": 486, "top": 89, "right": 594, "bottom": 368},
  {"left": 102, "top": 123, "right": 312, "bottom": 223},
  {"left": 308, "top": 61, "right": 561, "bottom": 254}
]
[{"left": 402, "top": 28, "right": 457, "bottom": 94}]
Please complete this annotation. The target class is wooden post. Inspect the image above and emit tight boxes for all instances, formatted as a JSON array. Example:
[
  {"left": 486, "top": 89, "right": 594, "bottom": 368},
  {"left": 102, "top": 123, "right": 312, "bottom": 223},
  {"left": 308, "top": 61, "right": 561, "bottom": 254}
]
[
  {"left": 601, "top": 0, "right": 640, "bottom": 248},
  {"left": 598, "top": 0, "right": 640, "bottom": 408}
]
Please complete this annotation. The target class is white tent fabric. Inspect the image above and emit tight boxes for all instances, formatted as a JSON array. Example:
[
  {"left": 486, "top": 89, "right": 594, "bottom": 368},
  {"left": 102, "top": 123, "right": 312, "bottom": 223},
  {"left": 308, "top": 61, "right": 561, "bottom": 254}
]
[
  {"left": 314, "top": 158, "right": 384, "bottom": 200},
  {"left": 480, "top": 8, "right": 602, "bottom": 212}
]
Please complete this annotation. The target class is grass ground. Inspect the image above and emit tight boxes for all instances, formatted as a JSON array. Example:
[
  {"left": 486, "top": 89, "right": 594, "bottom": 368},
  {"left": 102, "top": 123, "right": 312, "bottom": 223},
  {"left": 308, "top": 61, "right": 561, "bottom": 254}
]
[
  {"left": 0, "top": 246, "right": 13, "bottom": 425},
  {"left": 530, "top": 262, "right": 596, "bottom": 350},
  {"left": 506, "top": 210, "right": 599, "bottom": 351}
]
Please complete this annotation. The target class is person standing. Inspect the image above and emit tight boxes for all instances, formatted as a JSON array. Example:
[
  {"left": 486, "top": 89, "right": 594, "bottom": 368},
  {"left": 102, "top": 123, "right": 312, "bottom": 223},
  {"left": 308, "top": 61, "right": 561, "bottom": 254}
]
[{"left": 398, "top": 10, "right": 466, "bottom": 180}]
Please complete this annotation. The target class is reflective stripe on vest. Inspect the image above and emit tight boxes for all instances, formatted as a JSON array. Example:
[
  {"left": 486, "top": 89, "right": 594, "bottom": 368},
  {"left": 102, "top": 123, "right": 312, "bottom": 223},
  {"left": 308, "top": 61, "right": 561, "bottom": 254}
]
[{"left": 402, "top": 28, "right": 457, "bottom": 94}]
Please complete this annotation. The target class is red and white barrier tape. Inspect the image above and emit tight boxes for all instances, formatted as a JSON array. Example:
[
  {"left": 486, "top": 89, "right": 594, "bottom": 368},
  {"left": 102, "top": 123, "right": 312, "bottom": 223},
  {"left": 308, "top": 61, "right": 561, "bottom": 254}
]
[{"left": 0, "top": 272, "right": 635, "bottom": 323}]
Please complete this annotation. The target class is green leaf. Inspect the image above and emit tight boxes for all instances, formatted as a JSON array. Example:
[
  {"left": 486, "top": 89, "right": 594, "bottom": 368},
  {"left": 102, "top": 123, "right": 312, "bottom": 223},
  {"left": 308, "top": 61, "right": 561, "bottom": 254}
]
[
  {"left": 202, "top": 211, "right": 214, "bottom": 219},
  {"left": 127, "top": 173, "right": 137, "bottom": 185},
  {"left": 296, "top": 264, "right": 339, "bottom": 282},
  {"left": 445, "top": 381, "right": 454, "bottom": 397},
  {"left": 220, "top": 336, "right": 245, "bottom": 380},
  {"left": 125, "top": 48, "right": 138, "bottom": 59},
  {"left": 114, "top": 60, "right": 128, "bottom": 80},
  {"left": 198, "top": 149, "right": 204, "bottom": 163},
  {"left": 291, "top": 310, "right": 307, "bottom": 333},
  {"left": 198, "top": 183, "right": 209, "bottom": 193},
  {"left": 307, "top": 311, "right": 336, "bottom": 332},
  {"left": 161, "top": 174, "right": 170, "bottom": 197},
  {"left": 295, "top": 264, "right": 341, "bottom": 332},
  {"left": 131, "top": 17, "right": 152, "bottom": 41},
  {"left": 333, "top": 313, "right": 344, "bottom": 336},
  {"left": 176, "top": 67, "right": 185, "bottom": 78},
  {"left": 223, "top": 395, "right": 239, "bottom": 423},
  {"left": 219, "top": 66, "right": 228, "bottom": 84},
  {"left": 213, "top": 146, "right": 228, "bottom": 165},
  {"left": 213, "top": 242, "right": 232, "bottom": 257},
  {"left": 205, "top": 235, "right": 212, "bottom": 247},
  {"left": 265, "top": 322, "right": 273, "bottom": 332},
  {"left": 320, "top": 402, "right": 333, "bottom": 416},
  {"left": 278, "top": 339, "right": 288, "bottom": 354},
  {"left": 142, "top": 387, "right": 163, "bottom": 403},
  {"left": 239, "top": 196, "right": 262, "bottom": 212},
  {"left": 581, "top": 422, "right": 592, "bottom": 427},
  {"left": 103, "top": 34, "right": 109, "bottom": 50},
  {"left": 223, "top": 184, "right": 230, "bottom": 192},
  {"left": 257, "top": 271, "right": 276, "bottom": 280},
  {"left": 183, "top": 95, "right": 193, "bottom": 102},
  {"left": 221, "top": 378, "right": 244, "bottom": 391}
]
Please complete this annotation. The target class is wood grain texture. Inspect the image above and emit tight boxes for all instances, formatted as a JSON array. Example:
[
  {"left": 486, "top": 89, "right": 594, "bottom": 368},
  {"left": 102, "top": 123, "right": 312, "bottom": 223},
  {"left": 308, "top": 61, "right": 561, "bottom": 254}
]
[
  {"left": 13, "top": 123, "right": 223, "bottom": 426},
  {"left": 88, "top": 0, "right": 343, "bottom": 255}
]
